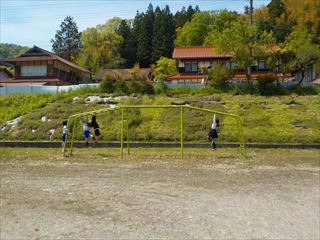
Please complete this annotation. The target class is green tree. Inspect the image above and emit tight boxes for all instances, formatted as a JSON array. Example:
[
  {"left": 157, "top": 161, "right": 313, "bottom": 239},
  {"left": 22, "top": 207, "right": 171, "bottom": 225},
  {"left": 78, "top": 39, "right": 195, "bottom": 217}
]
[
  {"left": 151, "top": 5, "right": 175, "bottom": 62},
  {"left": 117, "top": 20, "right": 136, "bottom": 68},
  {"left": 207, "top": 63, "right": 233, "bottom": 88},
  {"left": 176, "top": 10, "right": 239, "bottom": 47},
  {"left": 51, "top": 16, "right": 81, "bottom": 60},
  {"left": 284, "top": 31, "right": 320, "bottom": 85},
  {"left": 153, "top": 57, "right": 176, "bottom": 81},
  {"left": 134, "top": 4, "right": 155, "bottom": 67},
  {"left": 76, "top": 18, "right": 123, "bottom": 72},
  {"left": 204, "top": 10, "right": 240, "bottom": 44},
  {"left": 209, "top": 22, "right": 274, "bottom": 83},
  {"left": 268, "top": 0, "right": 285, "bottom": 19},
  {"left": 175, "top": 11, "right": 216, "bottom": 46},
  {"left": 174, "top": 5, "right": 200, "bottom": 29},
  {"left": 0, "top": 43, "right": 29, "bottom": 60}
]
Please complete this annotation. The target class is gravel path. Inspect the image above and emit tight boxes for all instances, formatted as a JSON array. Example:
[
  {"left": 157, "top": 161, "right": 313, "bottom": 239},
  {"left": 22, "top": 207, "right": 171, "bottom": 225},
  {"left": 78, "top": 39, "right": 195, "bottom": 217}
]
[{"left": 1, "top": 160, "right": 319, "bottom": 239}]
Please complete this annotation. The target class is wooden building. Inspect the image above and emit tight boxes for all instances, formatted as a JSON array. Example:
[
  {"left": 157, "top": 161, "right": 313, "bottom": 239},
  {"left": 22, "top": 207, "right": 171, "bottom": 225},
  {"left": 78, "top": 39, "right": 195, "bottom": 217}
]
[
  {"left": 5, "top": 46, "right": 91, "bottom": 85},
  {"left": 0, "top": 67, "right": 13, "bottom": 81},
  {"left": 167, "top": 46, "right": 272, "bottom": 85}
]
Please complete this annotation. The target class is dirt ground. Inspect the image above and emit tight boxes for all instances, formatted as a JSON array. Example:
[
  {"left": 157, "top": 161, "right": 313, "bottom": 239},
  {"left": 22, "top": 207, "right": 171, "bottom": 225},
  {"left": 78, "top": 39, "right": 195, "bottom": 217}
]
[{"left": 0, "top": 148, "right": 319, "bottom": 239}]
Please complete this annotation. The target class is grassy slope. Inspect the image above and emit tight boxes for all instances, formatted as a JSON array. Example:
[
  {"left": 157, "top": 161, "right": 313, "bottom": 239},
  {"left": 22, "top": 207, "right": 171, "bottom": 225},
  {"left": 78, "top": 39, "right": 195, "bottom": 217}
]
[{"left": 0, "top": 93, "right": 319, "bottom": 143}]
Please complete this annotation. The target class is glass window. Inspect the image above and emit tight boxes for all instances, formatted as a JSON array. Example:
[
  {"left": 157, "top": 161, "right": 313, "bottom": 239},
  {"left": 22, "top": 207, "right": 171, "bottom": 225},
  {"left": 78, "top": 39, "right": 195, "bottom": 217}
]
[
  {"left": 21, "top": 65, "right": 47, "bottom": 77},
  {"left": 185, "top": 62, "right": 198, "bottom": 72}
]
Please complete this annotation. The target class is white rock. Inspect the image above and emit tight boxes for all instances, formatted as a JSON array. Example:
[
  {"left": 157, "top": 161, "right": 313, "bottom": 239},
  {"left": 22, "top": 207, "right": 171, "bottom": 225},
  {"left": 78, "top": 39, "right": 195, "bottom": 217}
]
[
  {"left": 41, "top": 116, "right": 47, "bottom": 122},
  {"left": 109, "top": 104, "right": 116, "bottom": 109},
  {"left": 48, "top": 119, "right": 51, "bottom": 122},
  {"left": 114, "top": 96, "right": 128, "bottom": 100},
  {"left": 5, "top": 116, "right": 22, "bottom": 130},
  {"left": 85, "top": 95, "right": 112, "bottom": 104},
  {"left": 73, "top": 96, "right": 80, "bottom": 103},
  {"left": 49, "top": 129, "right": 55, "bottom": 134},
  {"left": 6, "top": 116, "right": 22, "bottom": 126},
  {"left": 32, "top": 129, "right": 36, "bottom": 133}
]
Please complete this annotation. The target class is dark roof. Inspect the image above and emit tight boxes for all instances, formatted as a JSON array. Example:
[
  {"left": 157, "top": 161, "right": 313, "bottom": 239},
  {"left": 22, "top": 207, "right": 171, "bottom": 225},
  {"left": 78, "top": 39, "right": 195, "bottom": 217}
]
[
  {"left": 0, "top": 78, "right": 61, "bottom": 85},
  {"left": 95, "top": 68, "right": 152, "bottom": 81},
  {"left": 0, "top": 67, "right": 14, "bottom": 78},
  {"left": 173, "top": 46, "right": 232, "bottom": 59},
  {"left": 5, "top": 46, "right": 90, "bottom": 74}
]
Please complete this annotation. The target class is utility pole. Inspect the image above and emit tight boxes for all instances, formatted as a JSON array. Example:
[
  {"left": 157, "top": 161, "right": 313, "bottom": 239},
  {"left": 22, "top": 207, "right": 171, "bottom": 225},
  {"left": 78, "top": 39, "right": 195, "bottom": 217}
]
[{"left": 249, "top": 0, "right": 253, "bottom": 25}]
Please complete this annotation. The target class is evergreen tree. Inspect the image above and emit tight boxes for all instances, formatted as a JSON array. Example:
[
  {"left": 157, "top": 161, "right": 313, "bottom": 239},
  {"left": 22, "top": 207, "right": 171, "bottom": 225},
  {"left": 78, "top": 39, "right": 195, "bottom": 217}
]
[
  {"left": 117, "top": 20, "right": 137, "bottom": 68},
  {"left": 174, "top": 5, "right": 199, "bottom": 29},
  {"left": 135, "top": 4, "right": 155, "bottom": 67},
  {"left": 152, "top": 5, "right": 175, "bottom": 62},
  {"left": 254, "top": 0, "right": 293, "bottom": 43},
  {"left": 267, "top": 0, "right": 285, "bottom": 19},
  {"left": 51, "top": 16, "right": 81, "bottom": 60}
]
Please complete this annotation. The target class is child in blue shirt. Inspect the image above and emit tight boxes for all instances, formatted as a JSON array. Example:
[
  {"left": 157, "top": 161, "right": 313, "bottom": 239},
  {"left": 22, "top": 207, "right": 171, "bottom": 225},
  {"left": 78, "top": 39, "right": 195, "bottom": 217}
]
[{"left": 82, "top": 117, "right": 92, "bottom": 147}]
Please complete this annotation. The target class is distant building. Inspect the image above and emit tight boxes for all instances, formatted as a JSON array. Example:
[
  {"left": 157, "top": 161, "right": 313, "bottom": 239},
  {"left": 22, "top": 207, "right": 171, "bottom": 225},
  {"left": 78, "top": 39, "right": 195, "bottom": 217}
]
[
  {"left": 95, "top": 68, "right": 153, "bottom": 82},
  {"left": 0, "top": 67, "right": 13, "bottom": 81},
  {"left": 4, "top": 46, "right": 91, "bottom": 86},
  {"left": 167, "top": 46, "right": 277, "bottom": 85}
]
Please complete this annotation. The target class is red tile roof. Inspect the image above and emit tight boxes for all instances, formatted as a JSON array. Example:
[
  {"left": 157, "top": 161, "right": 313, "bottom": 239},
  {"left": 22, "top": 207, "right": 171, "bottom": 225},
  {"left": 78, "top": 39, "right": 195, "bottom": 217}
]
[{"left": 173, "top": 46, "right": 232, "bottom": 59}]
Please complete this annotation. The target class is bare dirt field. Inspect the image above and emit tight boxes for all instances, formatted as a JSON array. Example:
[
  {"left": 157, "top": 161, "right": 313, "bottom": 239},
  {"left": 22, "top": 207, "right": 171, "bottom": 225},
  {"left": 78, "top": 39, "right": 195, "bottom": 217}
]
[{"left": 0, "top": 148, "right": 319, "bottom": 239}]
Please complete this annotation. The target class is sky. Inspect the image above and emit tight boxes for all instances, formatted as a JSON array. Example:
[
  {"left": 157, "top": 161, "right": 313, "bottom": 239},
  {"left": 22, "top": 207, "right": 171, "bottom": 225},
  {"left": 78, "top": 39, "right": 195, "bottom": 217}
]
[{"left": 1, "top": 0, "right": 271, "bottom": 50}]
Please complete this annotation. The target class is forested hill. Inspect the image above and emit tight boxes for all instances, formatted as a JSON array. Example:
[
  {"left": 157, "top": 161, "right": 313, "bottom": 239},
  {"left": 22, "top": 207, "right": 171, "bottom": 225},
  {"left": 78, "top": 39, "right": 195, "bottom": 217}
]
[{"left": 0, "top": 43, "right": 29, "bottom": 60}]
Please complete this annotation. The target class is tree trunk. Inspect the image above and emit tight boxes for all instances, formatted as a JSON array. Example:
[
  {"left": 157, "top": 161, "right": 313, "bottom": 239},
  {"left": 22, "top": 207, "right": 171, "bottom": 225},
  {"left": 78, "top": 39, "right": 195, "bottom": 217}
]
[
  {"left": 246, "top": 66, "right": 251, "bottom": 84},
  {"left": 298, "top": 70, "right": 305, "bottom": 85}
]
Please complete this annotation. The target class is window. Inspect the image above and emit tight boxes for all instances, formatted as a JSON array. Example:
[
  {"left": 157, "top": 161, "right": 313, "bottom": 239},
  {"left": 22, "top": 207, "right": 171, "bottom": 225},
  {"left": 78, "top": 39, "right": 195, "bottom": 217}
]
[
  {"left": 230, "top": 62, "right": 237, "bottom": 70},
  {"left": 21, "top": 65, "right": 47, "bottom": 77},
  {"left": 258, "top": 60, "right": 268, "bottom": 70},
  {"left": 185, "top": 62, "right": 198, "bottom": 72}
]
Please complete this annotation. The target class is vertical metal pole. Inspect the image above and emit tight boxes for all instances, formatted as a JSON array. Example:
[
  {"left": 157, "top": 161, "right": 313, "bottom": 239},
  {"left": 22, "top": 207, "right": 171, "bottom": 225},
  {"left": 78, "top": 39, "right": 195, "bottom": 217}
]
[
  {"left": 126, "top": 109, "right": 130, "bottom": 155},
  {"left": 236, "top": 116, "right": 246, "bottom": 156},
  {"left": 120, "top": 107, "right": 124, "bottom": 159},
  {"left": 180, "top": 106, "right": 184, "bottom": 159},
  {"left": 70, "top": 116, "right": 78, "bottom": 156}
]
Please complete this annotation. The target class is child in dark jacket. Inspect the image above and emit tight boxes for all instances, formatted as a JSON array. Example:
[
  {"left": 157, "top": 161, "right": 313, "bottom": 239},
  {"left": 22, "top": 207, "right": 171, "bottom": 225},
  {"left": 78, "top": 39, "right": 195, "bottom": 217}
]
[
  {"left": 61, "top": 120, "right": 68, "bottom": 151},
  {"left": 89, "top": 115, "right": 100, "bottom": 144},
  {"left": 208, "top": 115, "right": 220, "bottom": 150}
]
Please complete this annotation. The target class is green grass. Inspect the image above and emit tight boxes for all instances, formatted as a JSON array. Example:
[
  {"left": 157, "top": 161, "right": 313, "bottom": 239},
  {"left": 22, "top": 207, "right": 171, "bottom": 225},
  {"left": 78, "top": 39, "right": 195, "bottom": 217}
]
[
  {"left": 0, "top": 147, "right": 319, "bottom": 168},
  {"left": 0, "top": 93, "right": 319, "bottom": 143}
]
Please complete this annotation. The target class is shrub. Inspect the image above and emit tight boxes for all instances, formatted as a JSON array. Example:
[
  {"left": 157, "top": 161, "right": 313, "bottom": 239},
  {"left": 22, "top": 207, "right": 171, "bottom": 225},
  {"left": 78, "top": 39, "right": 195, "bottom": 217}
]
[
  {"left": 288, "top": 85, "right": 318, "bottom": 95},
  {"left": 114, "top": 79, "right": 130, "bottom": 95},
  {"left": 100, "top": 76, "right": 115, "bottom": 93},
  {"left": 143, "top": 80, "right": 155, "bottom": 94},
  {"left": 207, "top": 63, "right": 232, "bottom": 89},
  {"left": 154, "top": 79, "right": 168, "bottom": 94},
  {"left": 127, "top": 79, "right": 144, "bottom": 94},
  {"left": 256, "top": 73, "right": 279, "bottom": 95}
]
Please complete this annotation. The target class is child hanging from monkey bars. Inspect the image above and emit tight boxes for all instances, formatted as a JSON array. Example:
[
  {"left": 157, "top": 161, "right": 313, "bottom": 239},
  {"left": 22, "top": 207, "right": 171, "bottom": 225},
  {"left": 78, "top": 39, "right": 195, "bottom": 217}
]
[
  {"left": 89, "top": 114, "right": 101, "bottom": 144},
  {"left": 208, "top": 114, "right": 220, "bottom": 150},
  {"left": 81, "top": 116, "right": 93, "bottom": 147}
]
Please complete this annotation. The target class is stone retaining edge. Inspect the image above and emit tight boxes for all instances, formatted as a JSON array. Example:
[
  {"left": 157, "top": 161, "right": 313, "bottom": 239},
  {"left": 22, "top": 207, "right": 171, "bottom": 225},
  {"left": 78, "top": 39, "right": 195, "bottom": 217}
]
[{"left": 0, "top": 141, "right": 319, "bottom": 149}]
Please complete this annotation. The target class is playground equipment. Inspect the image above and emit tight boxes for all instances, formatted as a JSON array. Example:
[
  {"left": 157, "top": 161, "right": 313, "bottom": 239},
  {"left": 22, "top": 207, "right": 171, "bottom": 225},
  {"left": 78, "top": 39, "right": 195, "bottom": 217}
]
[{"left": 63, "top": 105, "right": 246, "bottom": 158}]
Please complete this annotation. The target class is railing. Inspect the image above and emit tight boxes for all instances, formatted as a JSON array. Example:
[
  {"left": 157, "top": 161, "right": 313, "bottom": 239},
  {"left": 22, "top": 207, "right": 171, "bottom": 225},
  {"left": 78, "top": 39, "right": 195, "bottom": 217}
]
[{"left": 0, "top": 83, "right": 99, "bottom": 95}]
